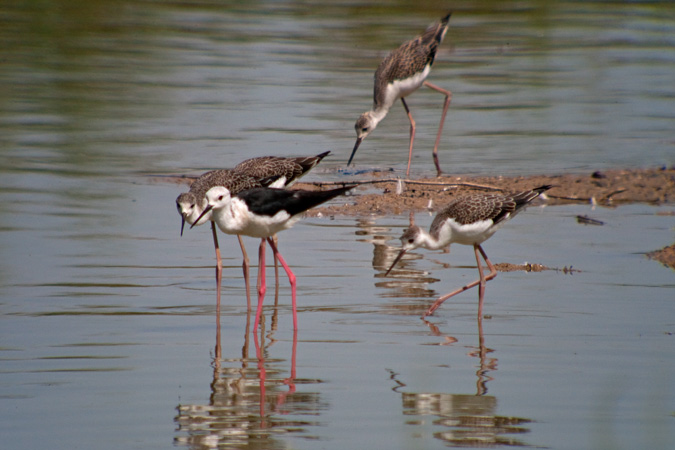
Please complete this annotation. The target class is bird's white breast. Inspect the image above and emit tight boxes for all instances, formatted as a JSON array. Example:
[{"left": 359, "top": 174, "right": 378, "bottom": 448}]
[
  {"left": 439, "top": 218, "right": 498, "bottom": 246},
  {"left": 388, "top": 65, "right": 431, "bottom": 102},
  {"left": 213, "top": 198, "right": 297, "bottom": 238}
]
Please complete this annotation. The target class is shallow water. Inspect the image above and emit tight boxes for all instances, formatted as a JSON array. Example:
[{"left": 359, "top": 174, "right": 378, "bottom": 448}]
[{"left": 1, "top": 1, "right": 674, "bottom": 449}]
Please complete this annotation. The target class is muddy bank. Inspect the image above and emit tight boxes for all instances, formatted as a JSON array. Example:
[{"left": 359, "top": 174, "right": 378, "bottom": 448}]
[
  {"left": 299, "top": 166, "right": 675, "bottom": 216},
  {"left": 298, "top": 166, "right": 675, "bottom": 270}
]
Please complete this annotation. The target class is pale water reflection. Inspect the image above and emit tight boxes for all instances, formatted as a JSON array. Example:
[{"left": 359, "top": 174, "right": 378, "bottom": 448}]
[{"left": 175, "top": 312, "right": 327, "bottom": 448}]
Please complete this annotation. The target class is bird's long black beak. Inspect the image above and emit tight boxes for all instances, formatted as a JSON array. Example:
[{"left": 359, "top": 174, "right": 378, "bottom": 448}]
[
  {"left": 180, "top": 215, "right": 186, "bottom": 236},
  {"left": 347, "top": 137, "right": 363, "bottom": 167},
  {"left": 190, "top": 205, "right": 213, "bottom": 229},
  {"left": 384, "top": 248, "right": 407, "bottom": 277}
]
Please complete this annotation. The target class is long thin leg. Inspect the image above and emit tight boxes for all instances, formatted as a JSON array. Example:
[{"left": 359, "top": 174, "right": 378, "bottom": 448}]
[
  {"left": 475, "top": 244, "right": 498, "bottom": 319},
  {"left": 267, "top": 237, "right": 298, "bottom": 330},
  {"left": 253, "top": 239, "right": 267, "bottom": 332},
  {"left": 214, "top": 291, "right": 222, "bottom": 362},
  {"left": 273, "top": 234, "right": 280, "bottom": 304},
  {"left": 475, "top": 244, "right": 487, "bottom": 318},
  {"left": 423, "top": 81, "right": 452, "bottom": 177},
  {"left": 211, "top": 223, "right": 222, "bottom": 319},
  {"left": 400, "top": 97, "right": 416, "bottom": 177},
  {"left": 276, "top": 329, "right": 298, "bottom": 410},
  {"left": 253, "top": 331, "right": 267, "bottom": 420},
  {"left": 256, "top": 239, "right": 265, "bottom": 294},
  {"left": 421, "top": 244, "right": 497, "bottom": 318},
  {"left": 237, "top": 235, "right": 251, "bottom": 311}
]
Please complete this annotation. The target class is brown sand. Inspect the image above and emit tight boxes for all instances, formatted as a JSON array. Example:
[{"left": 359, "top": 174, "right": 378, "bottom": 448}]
[{"left": 299, "top": 166, "right": 675, "bottom": 215}]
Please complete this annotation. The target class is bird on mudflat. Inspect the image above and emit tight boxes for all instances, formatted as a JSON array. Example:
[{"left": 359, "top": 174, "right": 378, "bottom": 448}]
[
  {"left": 193, "top": 184, "right": 354, "bottom": 331},
  {"left": 349, "top": 12, "right": 453, "bottom": 177},
  {"left": 385, "top": 185, "right": 552, "bottom": 318}
]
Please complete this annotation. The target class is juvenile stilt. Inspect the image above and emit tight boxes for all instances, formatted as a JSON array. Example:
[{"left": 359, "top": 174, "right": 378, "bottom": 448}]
[
  {"left": 350, "top": 13, "right": 453, "bottom": 176},
  {"left": 385, "top": 186, "right": 552, "bottom": 317}
]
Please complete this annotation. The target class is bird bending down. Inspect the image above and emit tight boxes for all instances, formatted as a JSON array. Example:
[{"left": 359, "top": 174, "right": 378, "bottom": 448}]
[
  {"left": 234, "top": 151, "right": 331, "bottom": 290},
  {"left": 176, "top": 169, "right": 274, "bottom": 312},
  {"left": 385, "top": 185, "right": 552, "bottom": 318},
  {"left": 175, "top": 151, "right": 330, "bottom": 312},
  {"left": 349, "top": 12, "right": 452, "bottom": 177},
  {"left": 193, "top": 184, "right": 354, "bottom": 331}
]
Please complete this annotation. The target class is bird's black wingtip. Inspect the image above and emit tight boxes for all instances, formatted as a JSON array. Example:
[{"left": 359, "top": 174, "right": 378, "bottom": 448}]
[{"left": 534, "top": 184, "right": 554, "bottom": 193}]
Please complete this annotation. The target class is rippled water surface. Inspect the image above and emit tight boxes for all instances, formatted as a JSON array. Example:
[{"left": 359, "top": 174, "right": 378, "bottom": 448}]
[{"left": 1, "top": 1, "right": 674, "bottom": 449}]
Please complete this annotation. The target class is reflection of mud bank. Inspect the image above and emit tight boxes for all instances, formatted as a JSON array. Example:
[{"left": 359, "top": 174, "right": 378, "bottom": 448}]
[
  {"left": 493, "top": 263, "right": 581, "bottom": 274},
  {"left": 647, "top": 244, "right": 675, "bottom": 270}
]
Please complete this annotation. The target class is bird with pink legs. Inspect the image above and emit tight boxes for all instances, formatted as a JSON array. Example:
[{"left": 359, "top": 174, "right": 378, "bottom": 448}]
[
  {"left": 193, "top": 184, "right": 354, "bottom": 331},
  {"left": 349, "top": 13, "right": 453, "bottom": 177},
  {"left": 385, "top": 185, "right": 552, "bottom": 318}
]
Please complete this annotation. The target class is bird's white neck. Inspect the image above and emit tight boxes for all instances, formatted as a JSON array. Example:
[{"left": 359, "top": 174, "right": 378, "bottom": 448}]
[
  {"left": 416, "top": 228, "right": 447, "bottom": 251},
  {"left": 210, "top": 199, "right": 244, "bottom": 235},
  {"left": 368, "top": 106, "right": 389, "bottom": 126}
]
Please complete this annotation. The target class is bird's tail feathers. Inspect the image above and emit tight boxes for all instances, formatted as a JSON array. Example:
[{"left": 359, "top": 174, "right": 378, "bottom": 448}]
[{"left": 292, "top": 150, "right": 331, "bottom": 174}]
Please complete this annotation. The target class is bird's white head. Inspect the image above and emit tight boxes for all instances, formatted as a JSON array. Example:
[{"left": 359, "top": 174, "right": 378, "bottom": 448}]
[
  {"left": 176, "top": 192, "right": 203, "bottom": 235},
  {"left": 398, "top": 225, "right": 425, "bottom": 252},
  {"left": 204, "top": 186, "right": 232, "bottom": 210},
  {"left": 190, "top": 186, "right": 233, "bottom": 230},
  {"left": 348, "top": 111, "right": 382, "bottom": 167},
  {"left": 384, "top": 224, "right": 426, "bottom": 276},
  {"left": 355, "top": 111, "right": 379, "bottom": 141}
]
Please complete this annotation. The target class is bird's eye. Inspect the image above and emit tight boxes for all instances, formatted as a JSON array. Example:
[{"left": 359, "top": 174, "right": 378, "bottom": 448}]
[
  {"left": 408, "top": 239, "right": 414, "bottom": 244},
  {"left": 218, "top": 195, "right": 223, "bottom": 201},
  {"left": 190, "top": 204, "right": 195, "bottom": 208},
  {"left": 362, "top": 127, "right": 368, "bottom": 132}
]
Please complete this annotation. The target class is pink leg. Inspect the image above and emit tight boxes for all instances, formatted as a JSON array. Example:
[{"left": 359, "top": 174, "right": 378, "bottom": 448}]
[
  {"left": 253, "top": 239, "right": 267, "bottom": 332},
  {"left": 276, "top": 329, "right": 298, "bottom": 410},
  {"left": 400, "top": 97, "right": 416, "bottom": 177},
  {"left": 423, "top": 81, "right": 452, "bottom": 177},
  {"left": 253, "top": 331, "right": 267, "bottom": 420},
  {"left": 475, "top": 244, "right": 497, "bottom": 319},
  {"left": 422, "top": 244, "right": 497, "bottom": 318},
  {"left": 475, "top": 244, "right": 486, "bottom": 318},
  {"left": 267, "top": 237, "right": 298, "bottom": 330},
  {"left": 273, "top": 234, "right": 280, "bottom": 304},
  {"left": 237, "top": 235, "right": 251, "bottom": 311},
  {"left": 210, "top": 223, "right": 222, "bottom": 319}
]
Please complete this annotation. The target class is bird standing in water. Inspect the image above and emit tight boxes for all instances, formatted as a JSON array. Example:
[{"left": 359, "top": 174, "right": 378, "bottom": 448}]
[
  {"left": 349, "top": 13, "right": 453, "bottom": 177},
  {"left": 385, "top": 185, "right": 552, "bottom": 318},
  {"left": 176, "top": 151, "right": 330, "bottom": 313},
  {"left": 193, "top": 184, "right": 354, "bottom": 331}
]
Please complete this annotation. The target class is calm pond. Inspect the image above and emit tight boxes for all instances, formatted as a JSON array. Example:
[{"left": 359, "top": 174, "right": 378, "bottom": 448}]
[{"left": 1, "top": 1, "right": 673, "bottom": 449}]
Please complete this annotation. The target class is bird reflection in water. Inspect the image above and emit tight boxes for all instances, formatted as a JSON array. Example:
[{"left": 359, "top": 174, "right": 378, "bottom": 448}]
[
  {"left": 388, "top": 316, "right": 532, "bottom": 447},
  {"left": 355, "top": 218, "right": 440, "bottom": 312},
  {"left": 174, "top": 311, "right": 326, "bottom": 448}
]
